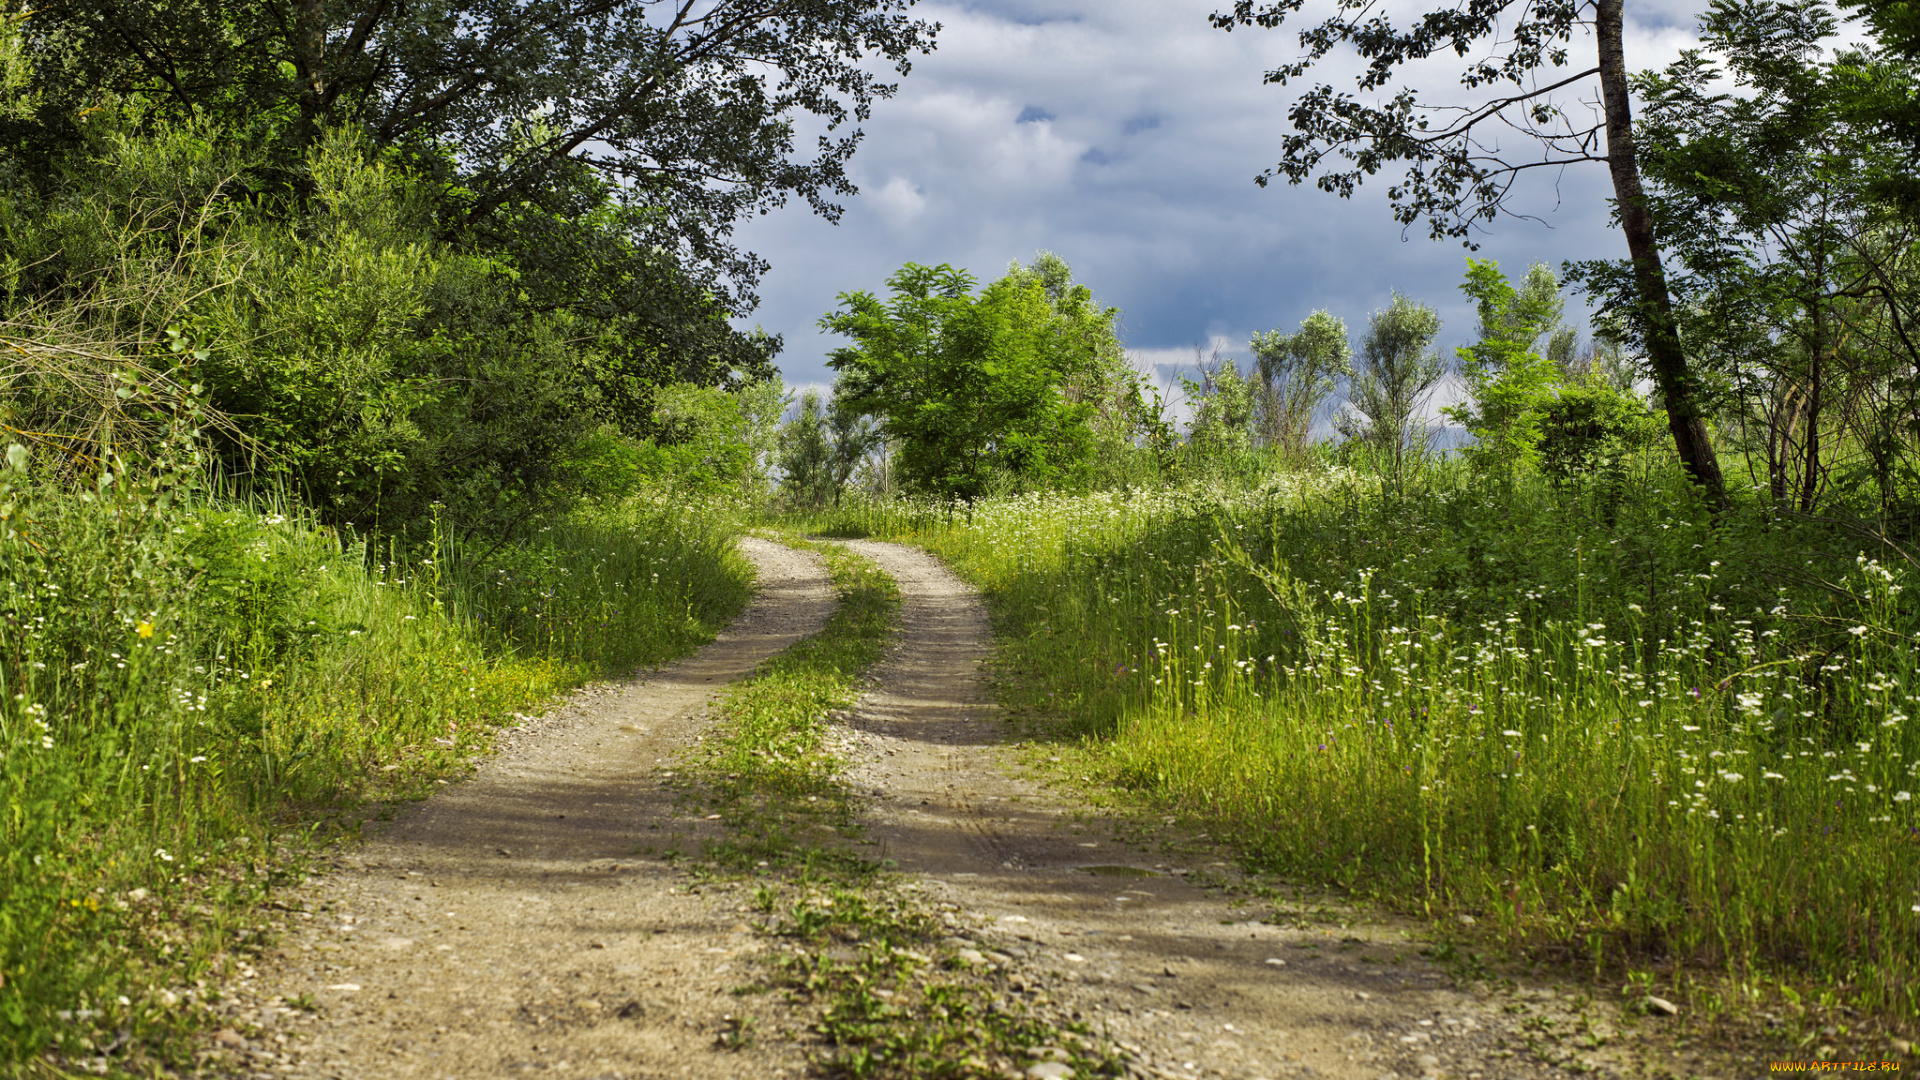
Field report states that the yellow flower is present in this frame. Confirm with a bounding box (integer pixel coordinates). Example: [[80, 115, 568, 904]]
[[135, 621, 154, 638]]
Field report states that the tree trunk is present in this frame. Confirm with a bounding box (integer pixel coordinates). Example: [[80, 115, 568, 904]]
[[1596, 0, 1730, 507]]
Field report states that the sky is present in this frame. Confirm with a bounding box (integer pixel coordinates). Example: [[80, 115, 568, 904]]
[[730, 0, 1711, 414]]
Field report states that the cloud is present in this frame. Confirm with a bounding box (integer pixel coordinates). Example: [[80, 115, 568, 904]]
[[734, 0, 1709, 396], [870, 177, 928, 231]]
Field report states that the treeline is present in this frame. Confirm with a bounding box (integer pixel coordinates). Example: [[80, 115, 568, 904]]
[[785, 0, 1920, 524]]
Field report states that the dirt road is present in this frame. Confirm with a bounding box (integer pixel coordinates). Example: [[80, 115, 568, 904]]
[[832, 542, 1639, 1080], [217, 538, 832, 1079], [215, 538, 1687, 1080]]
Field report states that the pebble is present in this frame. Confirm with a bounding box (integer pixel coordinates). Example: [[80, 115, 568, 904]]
[[1026, 1063, 1073, 1079], [1644, 995, 1679, 1017]]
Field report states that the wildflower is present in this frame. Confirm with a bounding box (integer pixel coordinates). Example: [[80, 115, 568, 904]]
[[189, 755, 207, 764], [1501, 730, 1522, 738], [1898, 792, 1913, 802], [135, 620, 154, 638], [154, 849, 173, 863], [1763, 772, 1785, 780], [1719, 771, 1743, 783], [1850, 625, 1870, 636]]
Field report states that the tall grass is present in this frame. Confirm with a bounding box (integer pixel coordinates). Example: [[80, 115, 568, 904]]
[[0, 463, 750, 1067], [838, 465, 1920, 1018]]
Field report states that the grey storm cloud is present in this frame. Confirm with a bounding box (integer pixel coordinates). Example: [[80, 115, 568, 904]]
[[729, 0, 1711, 400]]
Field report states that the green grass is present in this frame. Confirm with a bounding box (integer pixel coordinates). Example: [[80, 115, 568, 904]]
[[0, 471, 751, 1072], [807, 464, 1920, 1026], [685, 541, 1123, 1080]]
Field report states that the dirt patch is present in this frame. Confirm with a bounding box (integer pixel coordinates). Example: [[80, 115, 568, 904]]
[[832, 541, 1683, 1080], [212, 537, 833, 1080]]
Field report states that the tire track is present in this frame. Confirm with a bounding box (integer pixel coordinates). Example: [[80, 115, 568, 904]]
[[214, 537, 833, 1080], [834, 541, 1634, 1080]]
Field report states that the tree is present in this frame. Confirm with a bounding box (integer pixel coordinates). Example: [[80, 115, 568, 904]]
[[1001, 254, 1161, 434], [1576, 0, 1920, 515], [1247, 310, 1351, 457], [1181, 353, 1257, 467], [1445, 260, 1567, 472], [778, 383, 880, 507], [778, 389, 835, 509], [1211, 0, 1730, 503], [821, 262, 1099, 500], [1337, 293, 1447, 483], [18, 0, 938, 314]]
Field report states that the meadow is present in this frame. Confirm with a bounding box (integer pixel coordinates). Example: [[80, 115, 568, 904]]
[[0, 463, 751, 1064], [797, 461, 1920, 1020]]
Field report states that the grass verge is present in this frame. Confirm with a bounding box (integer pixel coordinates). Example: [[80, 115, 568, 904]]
[[684, 540, 1124, 1080], [782, 473, 1919, 1054], [1, 478, 751, 1074]]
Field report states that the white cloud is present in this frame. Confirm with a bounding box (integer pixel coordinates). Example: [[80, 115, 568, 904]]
[[870, 176, 929, 231]]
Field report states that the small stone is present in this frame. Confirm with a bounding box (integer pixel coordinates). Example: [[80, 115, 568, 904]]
[[1355, 991, 1371, 1001], [1643, 996, 1679, 1017], [213, 1029, 246, 1048], [1890, 1038, 1913, 1056], [1026, 1063, 1073, 1079], [1264, 958, 1287, 967], [958, 949, 989, 966], [326, 984, 361, 993], [1415, 1053, 1441, 1070]]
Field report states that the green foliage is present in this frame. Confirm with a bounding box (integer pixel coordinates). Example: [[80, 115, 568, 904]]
[[1572, 0, 1920, 518], [0, 449, 751, 1066], [1247, 310, 1352, 456], [1444, 260, 1568, 473], [823, 263, 1101, 500], [1179, 358, 1257, 474], [1537, 376, 1666, 493], [780, 388, 879, 510], [1337, 293, 1446, 483], [15, 0, 938, 313], [0, 106, 784, 538], [893, 466, 1920, 1020]]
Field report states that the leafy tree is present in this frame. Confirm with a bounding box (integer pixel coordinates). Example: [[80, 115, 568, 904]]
[[999, 252, 1166, 474], [822, 262, 1108, 500], [1211, 0, 1730, 503], [1247, 310, 1351, 457], [1181, 355, 1257, 466], [778, 384, 879, 508], [1576, 0, 1920, 515], [1444, 260, 1567, 472], [18, 0, 937, 313], [778, 389, 835, 509], [1537, 376, 1664, 495], [1337, 293, 1446, 483]]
